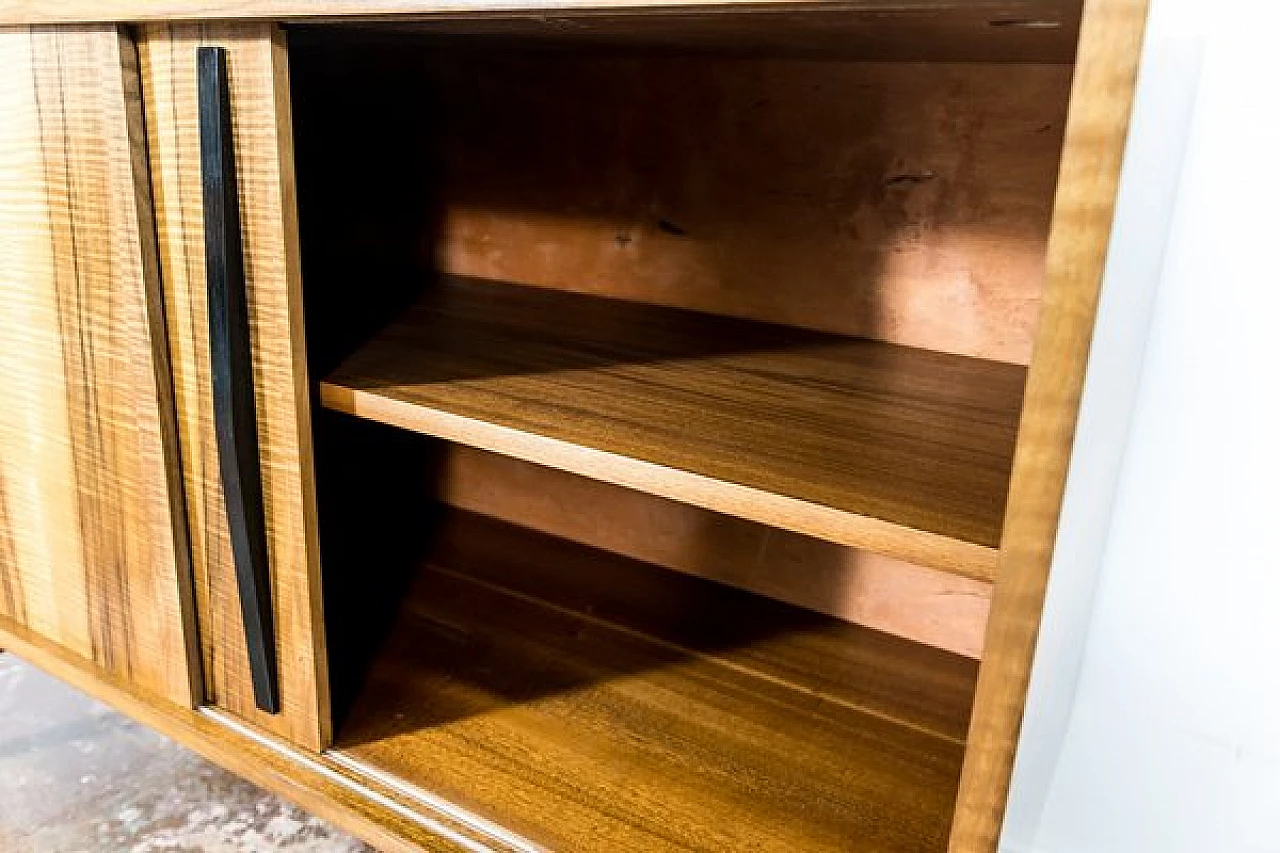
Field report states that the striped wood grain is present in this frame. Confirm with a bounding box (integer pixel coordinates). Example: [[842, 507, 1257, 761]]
[[0, 25, 198, 706], [948, 0, 1151, 849], [138, 22, 329, 749]]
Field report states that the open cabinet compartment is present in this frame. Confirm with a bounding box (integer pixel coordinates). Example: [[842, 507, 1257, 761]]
[[315, 415, 981, 851], [285, 10, 1079, 851]]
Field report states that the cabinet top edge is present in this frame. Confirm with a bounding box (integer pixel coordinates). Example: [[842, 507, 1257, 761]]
[[0, 0, 1076, 28]]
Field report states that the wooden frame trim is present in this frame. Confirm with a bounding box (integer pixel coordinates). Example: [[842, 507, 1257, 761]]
[[0, 1, 1080, 27], [948, 0, 1150, 850], [120, 20, 207, 711]]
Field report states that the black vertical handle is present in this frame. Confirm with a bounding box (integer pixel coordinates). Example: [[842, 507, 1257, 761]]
[[199, 46, 280, 715]]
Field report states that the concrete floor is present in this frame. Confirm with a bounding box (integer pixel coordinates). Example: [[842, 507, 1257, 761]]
[[0, 653, 374, 853]]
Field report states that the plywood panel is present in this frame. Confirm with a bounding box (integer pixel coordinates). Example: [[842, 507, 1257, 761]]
[[0, 25, 197, 705], [138, 22, 328, 748]]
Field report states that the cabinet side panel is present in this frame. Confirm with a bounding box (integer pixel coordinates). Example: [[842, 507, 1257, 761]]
[[948, 0, 1150, 850], [138, 22, 328, 749], [0, 25, 198, 706]]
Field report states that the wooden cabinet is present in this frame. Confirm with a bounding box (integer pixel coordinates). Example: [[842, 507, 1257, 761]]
[[0, 25, 198, 707], [0, 3, 1151, 852]]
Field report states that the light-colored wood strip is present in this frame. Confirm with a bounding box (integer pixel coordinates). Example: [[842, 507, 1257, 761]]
[[0, 26, 91, 662], [118, 24, 206, 706], [0, 477, 22, 623], [139, 22, 329, 749], [322, 277, 1025, 580], [0, 25, 197, 706], [948, 0, 1150, 850]]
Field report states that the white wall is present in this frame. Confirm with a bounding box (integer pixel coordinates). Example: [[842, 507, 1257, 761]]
[[1003, 1, 1280, 851]]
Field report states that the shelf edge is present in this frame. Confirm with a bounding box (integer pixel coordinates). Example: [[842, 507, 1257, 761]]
[[319, 381, 1000, 582], [0, 0, 1074, 27]]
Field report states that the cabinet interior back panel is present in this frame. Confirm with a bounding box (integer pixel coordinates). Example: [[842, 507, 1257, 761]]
[[289, 43, 1074, 364]]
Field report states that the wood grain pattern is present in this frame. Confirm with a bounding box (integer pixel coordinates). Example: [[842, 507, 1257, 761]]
[[322, 276, 1025, 580], [439, 445, 993, 657], [288, 42, 1072, 365], [0, 616, 499, 853], [138, 22, 329, 748], [335, 509, 977, 852], [0, 25, 197, 706], [948, 0, 1150, 849], [0, 1, 1080, 65]]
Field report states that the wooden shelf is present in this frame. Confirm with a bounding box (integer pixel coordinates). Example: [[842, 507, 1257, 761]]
[[320, 277, 1026, 580], [333, 510, 977, 853]]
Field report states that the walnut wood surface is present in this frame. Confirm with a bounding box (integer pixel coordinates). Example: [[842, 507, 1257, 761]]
[[949, 0, 1151, 850], [335, 510, 977, 852], [138, 23, 329, 749], [0, 2, 1081, 65], [0, 25, 197, 706], [438, 445, 993, 657], [322, 277, 1025, 580]]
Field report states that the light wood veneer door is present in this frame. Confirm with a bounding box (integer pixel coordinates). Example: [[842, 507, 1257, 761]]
[[0, 25, 199, 706], [138, 23, 329, 750]]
